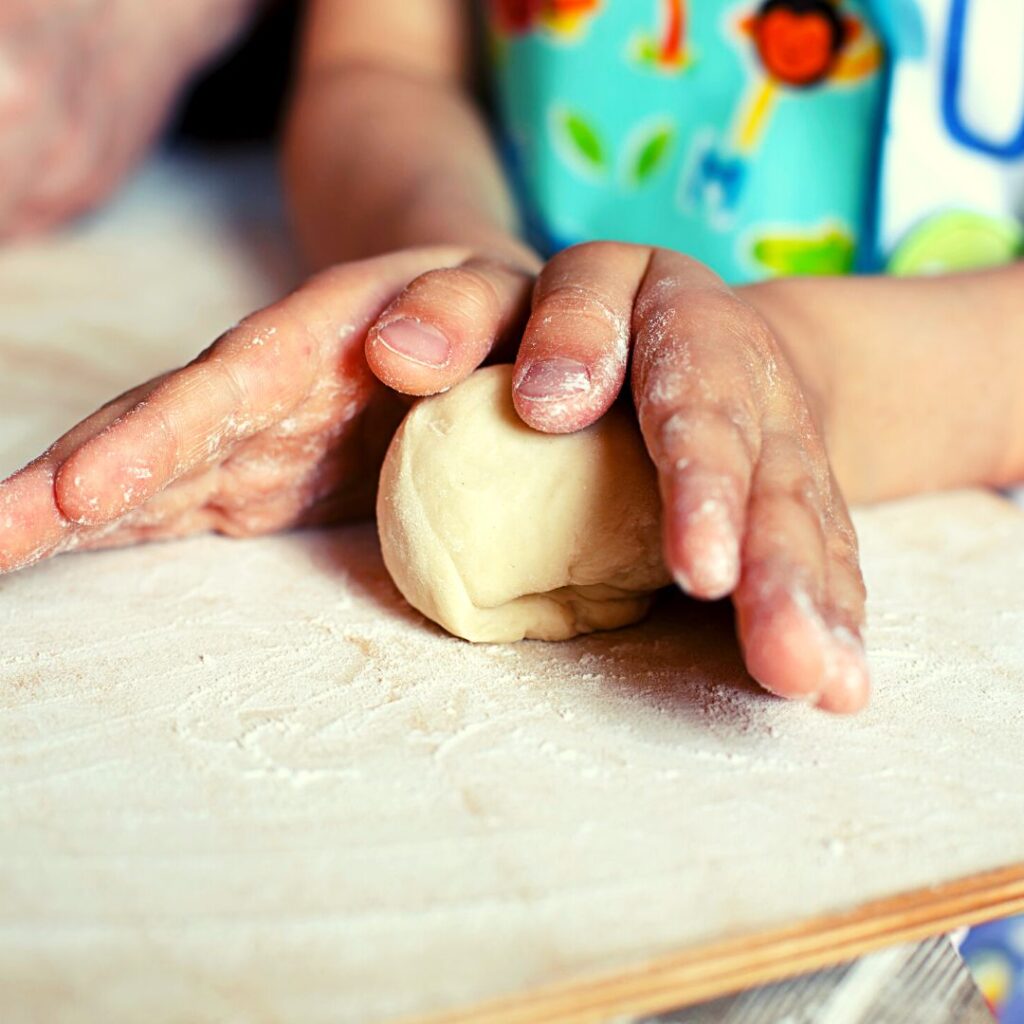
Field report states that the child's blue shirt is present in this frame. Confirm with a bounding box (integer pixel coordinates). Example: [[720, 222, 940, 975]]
[[487, 0, 1024, 283]]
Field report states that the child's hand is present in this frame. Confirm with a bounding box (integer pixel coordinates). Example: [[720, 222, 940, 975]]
[[370, 242, 868, 713], [0, 246, 534, 568]]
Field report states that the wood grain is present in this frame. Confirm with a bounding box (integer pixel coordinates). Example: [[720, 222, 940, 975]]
[[412, 864, 1024, 1024]]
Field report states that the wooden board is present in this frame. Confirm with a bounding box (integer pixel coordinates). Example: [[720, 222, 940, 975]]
[[1, 153, 1023, 1024], [407, 866, 1024, 1023]]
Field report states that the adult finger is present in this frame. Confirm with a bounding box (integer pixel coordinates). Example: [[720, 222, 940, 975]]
[[366, 253, 538, 396], [52, 247, 470, 526], [513, 242, 650, 433]]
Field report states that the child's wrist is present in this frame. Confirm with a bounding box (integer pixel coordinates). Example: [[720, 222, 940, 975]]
[[738, 279, 840, 443], [743, 265, 1024, 500], [378, 201, 541, 272], [297, 189, 539, 271]]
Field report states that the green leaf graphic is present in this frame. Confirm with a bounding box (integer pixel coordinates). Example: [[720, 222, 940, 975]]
[[560, 111, 606, 169], [632, 126, 675, 182], [753, 230, 855, 276]]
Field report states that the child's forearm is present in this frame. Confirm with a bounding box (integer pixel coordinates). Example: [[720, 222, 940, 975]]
[[744, 263, 1024, 504], [283, 59, 535, 270]]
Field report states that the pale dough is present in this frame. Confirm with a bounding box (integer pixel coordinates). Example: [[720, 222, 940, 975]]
[[376, 364, 670, 642]]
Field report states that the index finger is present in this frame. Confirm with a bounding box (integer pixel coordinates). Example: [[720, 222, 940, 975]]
[[52, 247, 470, 526], [0, 377, 163, 572]]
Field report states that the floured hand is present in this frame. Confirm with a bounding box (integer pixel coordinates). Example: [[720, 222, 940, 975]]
[[0, 247, 534, 568], [367, 241, 869, 713]]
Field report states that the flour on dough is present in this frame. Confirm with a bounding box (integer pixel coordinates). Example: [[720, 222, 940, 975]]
[[376, 365, 669, 642]]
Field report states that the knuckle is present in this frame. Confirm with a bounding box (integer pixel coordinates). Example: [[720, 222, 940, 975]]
[[826, 525, 865, 582], [834, 517, 861, 558], [647, 407, 692, 458], [643, 397, 760, 468], [211, 358, 250, 411], [750, 450, 826, 530], [146, 402, 182, 468], [209, 503, 281, 538], [394, 266, 505, 330], [635, 253, 720, 319], [555, 240, 638, 265], [538, 280, 610, 314], [534, 283, 625, 339], [774, 475, 824, 522], [719, 299, 777, 365], [828, 569, 868, 621]]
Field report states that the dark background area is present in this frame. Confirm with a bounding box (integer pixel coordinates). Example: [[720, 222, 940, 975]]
[[174, 1, 300, 143]]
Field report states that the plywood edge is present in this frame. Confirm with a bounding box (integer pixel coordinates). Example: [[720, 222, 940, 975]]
[[400, 863, 1024, 1024]]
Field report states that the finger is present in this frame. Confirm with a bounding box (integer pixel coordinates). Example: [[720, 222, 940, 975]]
[[62, 468, 222, 554], [733, 427, 869, 713], [513, 242, 650, 433], [53, 247, 470, 526], [52, 445, 311, 555], [815, 482, 869, 714], [53, 315, 314, 526], [0, 378, 163, 572], [631, 250, 764, 598], [366, 254, 537, 397]]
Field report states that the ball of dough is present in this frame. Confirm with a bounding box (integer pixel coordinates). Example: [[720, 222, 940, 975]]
[[376, 365, 669, 642]]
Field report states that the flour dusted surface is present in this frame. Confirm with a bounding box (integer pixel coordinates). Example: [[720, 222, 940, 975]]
[[3, 494, 1024, 1023], [2, 152, 1023, 1024]]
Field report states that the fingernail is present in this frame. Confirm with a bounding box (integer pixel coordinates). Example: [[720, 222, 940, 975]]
[[669, 485, 740, 599], [376, 319, 451, 368], [687, 499, 740, 598], [692, 541, 740, 599], [673, 567, 695, 592], [819, 627, 870, 712], [515, 358, 591, 402], [673, 545, 738, 600]]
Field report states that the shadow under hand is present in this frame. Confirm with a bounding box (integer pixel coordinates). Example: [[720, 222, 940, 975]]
[[522, 588, 767, 732], [306, 521, 764, 728]]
